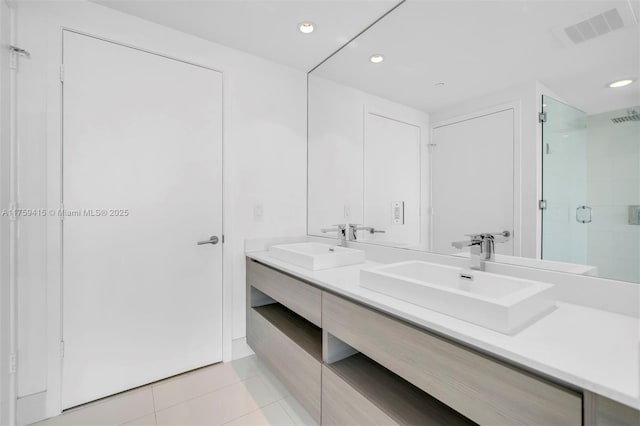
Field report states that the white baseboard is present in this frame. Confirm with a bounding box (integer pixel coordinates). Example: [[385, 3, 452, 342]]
[[17, 391, 47, 426], [231, 337, 254, 361]]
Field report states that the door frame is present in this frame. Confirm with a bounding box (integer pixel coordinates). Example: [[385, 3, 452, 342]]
[[44, 27, 230, 417], [430, 101, 522, 255]]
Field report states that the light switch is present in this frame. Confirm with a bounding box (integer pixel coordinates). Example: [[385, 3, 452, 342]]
[[253, 203, 263, 221], [344, 205, 351, 219], [391, 201, 404, 224]]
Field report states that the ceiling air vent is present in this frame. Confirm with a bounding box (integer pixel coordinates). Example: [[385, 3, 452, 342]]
[[564, 9, 624, 43], [611, 110, 640, 124], [553, 5, 637, 47]]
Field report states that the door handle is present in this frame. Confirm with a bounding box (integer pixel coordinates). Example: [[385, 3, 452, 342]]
[[197, 236, 219, 245]]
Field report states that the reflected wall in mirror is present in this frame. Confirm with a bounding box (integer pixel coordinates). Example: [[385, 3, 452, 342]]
[[308, 0, 640, 283]]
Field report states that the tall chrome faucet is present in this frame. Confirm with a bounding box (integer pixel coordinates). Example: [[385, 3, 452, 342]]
[[320, 223, 386, 245], [348, 224, 385, 241], [320, 224, 348, 246], [451, 231, 511, 271]]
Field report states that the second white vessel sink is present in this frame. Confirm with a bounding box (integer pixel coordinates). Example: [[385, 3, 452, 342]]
[[360, 261, 554, 334], [269, 242, 365, 271], [452, 252, 599, 276]]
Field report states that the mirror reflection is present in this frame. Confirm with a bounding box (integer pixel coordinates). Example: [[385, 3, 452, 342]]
[[307, 0, 640, 283]]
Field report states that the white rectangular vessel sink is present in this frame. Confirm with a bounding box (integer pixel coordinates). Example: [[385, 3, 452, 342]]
[[360, 261, 554, 334], [269, 243, 365, 271], [452, 252, 598, 275]]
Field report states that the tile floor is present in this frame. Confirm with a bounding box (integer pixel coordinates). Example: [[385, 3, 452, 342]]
[[34, 356, 316, 426]]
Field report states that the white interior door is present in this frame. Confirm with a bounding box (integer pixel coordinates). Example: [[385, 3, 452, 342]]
[[432, 109, 514, 255], [363, 113, 421, 247], [62, 31, 223, 408]]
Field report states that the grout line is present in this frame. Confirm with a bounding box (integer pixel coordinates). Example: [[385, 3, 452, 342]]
[[151, 368, 267, 413], [150, 387, 158, 426], [219, 401, 276, 426], [276, 400, 298, 426], [276, 399, 296, 426], [117, 412, 157, 426]]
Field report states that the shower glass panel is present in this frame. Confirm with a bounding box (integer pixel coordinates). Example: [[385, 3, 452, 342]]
[[584, 106, 640, 282], [541, 96, 588, 265], [543, 98, 640, 283]]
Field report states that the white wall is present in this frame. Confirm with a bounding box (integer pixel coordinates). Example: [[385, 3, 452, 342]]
[[0, 1, 15, 424], [15, 0, 306, 418], [307, 75, 429, 245]]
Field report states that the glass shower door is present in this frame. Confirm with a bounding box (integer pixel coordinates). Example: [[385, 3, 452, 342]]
[[541, 95, 588, 264]]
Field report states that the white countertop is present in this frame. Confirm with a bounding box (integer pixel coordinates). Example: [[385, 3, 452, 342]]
[[247, 250, 640, 410]]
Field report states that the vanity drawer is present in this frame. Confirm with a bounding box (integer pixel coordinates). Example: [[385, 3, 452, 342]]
[[247, 307, 321, 423], [246, 259, 321, 327], [322, 365, 396, 426], [322, 292, 582, 426]]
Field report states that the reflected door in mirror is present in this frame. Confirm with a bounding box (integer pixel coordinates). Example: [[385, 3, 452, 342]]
[[363, 113, 421, 247], [432, 109, 515, 255]]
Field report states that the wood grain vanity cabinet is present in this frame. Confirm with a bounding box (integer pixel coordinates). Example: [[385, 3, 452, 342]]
[[246, 258, 637, 426], [323, 292, 582, 426], [322, 354, 476, 425], [246, 260, 322, 423], [246, 306, 321, 422], [247, 258, 322, 327], [585, 392, 640, 426]]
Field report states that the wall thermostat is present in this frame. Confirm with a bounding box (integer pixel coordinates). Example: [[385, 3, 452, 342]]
[[391, 201, 404, 225]]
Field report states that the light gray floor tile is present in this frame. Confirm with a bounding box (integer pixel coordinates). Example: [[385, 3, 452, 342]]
[[30, 356, 301, 426], [255, 366, 290, 401], [277, 396, 317, 426], [152, 360, 262, 411], [155, 375, 282, 426], [223, 402, 295, 426], [34, 387, 154, 426], [120, 413, 157, 426], [228, 355, 269, 379]]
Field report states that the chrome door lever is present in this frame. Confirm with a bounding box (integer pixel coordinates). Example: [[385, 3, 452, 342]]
[[197, 236, 219, 245]]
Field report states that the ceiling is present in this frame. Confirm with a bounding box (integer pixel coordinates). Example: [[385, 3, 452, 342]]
[[312, 0, 640, 115], [93, 0, 401, 71]]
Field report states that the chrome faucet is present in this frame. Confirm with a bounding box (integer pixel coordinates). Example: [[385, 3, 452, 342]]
[[348, 224, 385, 241], [320, 224, 348, 246], [451, 231, 510, 271]]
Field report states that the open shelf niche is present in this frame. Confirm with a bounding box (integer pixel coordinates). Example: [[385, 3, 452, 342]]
[[324, 332, 477, 426], [250, 285, 322, 362]]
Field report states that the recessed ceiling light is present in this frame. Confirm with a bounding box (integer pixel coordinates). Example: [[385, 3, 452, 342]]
[[608, 79, 634, 88], [370, 54, 384, 64], [434, 82, 445, 87], [298, 22, 314, 34]]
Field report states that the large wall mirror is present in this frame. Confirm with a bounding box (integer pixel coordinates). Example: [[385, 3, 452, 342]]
[[307, 0, 640, 283]]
